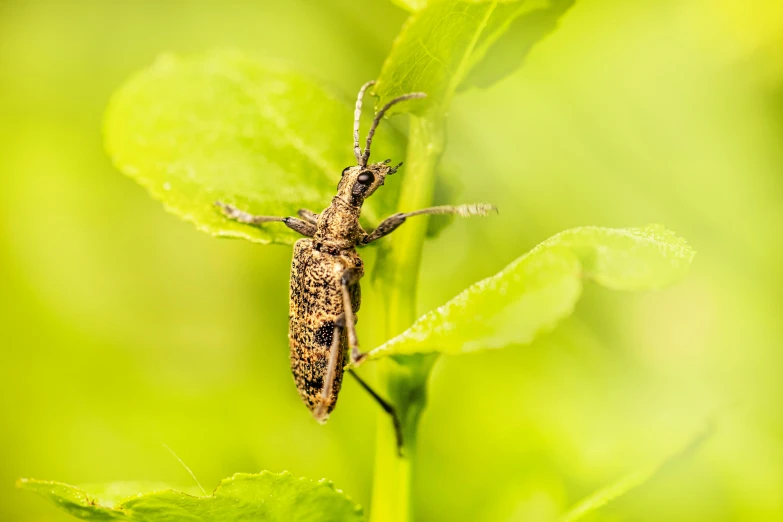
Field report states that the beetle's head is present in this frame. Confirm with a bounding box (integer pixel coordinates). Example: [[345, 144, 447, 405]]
[[339, 81, 426, 208], [337, 160, 402, 207]]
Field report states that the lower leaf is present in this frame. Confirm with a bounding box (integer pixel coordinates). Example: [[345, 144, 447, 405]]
[[18, 471, 364, 522]]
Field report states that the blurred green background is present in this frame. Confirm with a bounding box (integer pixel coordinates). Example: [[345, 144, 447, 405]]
[[1, 0, 782, 520]]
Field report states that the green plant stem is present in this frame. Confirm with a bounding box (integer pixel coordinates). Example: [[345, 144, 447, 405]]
[[369, 115, 444, 522]]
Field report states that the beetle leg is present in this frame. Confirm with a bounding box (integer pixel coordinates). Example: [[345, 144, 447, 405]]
[[297, 208, 319, 224], [314, 323, 344, 420], [215, 202, 316, 237], [348, 370, 404, 455], [361, 203, 496, 244], [339, 268, 366, 364]]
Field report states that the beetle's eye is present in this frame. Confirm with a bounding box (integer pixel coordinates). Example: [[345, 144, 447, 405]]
[[357, 171, 375, 185], [342, 166, 351, 177]]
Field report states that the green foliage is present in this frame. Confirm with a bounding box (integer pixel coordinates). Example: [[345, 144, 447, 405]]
[[18, 472, 363, 522], [459, 0, 575, 90], [104, 50, 404, 245], [102, 0, 575, 246], [374, 0, 571, 117], [561, 468, 659, 522], [560, 425, 711, 521], [362, 226, 694, 360], [389, 0, 424, 12]]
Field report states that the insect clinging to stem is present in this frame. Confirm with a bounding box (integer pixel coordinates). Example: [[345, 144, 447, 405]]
[[216, 80, 495, 450]]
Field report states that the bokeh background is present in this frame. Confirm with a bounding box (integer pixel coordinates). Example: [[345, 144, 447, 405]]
[[1, 0, 782, 520]]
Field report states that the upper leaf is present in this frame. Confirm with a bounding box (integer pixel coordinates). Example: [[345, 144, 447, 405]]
[[105, 50, 404, 245], [359, 226, 695, 361], [374, 0, 572, 116], [18, 472, 364, 522], [459, 0, 575, 90]]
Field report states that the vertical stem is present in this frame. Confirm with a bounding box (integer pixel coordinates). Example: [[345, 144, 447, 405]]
[[379, 116, 443, 334], [369, 115, 443, 522]]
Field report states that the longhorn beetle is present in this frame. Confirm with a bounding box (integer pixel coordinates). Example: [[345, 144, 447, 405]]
[[216, 81, 494, 450]]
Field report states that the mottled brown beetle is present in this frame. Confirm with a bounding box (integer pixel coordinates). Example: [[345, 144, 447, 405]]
[[216, 81, 493, 448]]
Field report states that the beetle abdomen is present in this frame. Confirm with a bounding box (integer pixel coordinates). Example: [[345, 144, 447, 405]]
[[288, 239, 362, 421]]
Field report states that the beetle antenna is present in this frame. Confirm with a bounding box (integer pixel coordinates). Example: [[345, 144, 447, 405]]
[[353, 80, 376, 165], [361, 92, 426, 167]]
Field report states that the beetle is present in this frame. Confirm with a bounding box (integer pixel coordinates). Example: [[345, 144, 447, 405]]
[[216, 81, 493, 448]]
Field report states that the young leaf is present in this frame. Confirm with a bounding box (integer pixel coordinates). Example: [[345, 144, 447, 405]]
[[18, 471, 364, 522], [559, 424, 712, 521], [359, 226, 694, 361], [105, 50, 403, 245], [459, 0, 575, 90], [374, 0, 573, 117]]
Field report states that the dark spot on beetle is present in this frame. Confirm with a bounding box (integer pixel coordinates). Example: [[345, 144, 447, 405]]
[[314, 321, 336, 347], [307, 374, 324, 393]]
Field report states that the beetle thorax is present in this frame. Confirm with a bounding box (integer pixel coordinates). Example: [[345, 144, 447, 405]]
[[313, 198, 364, 252]]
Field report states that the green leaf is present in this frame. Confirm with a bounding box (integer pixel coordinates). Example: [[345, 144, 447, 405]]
[[559, 424, 712, 521], [459, 0, 575, 90], [360, 226, 695, 361], [374, 0, 573, 117], [105, 50, 404, 245], [18, 471, 364, 522], [388, 0, 549, 14], [388, 0, 425, 12]]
